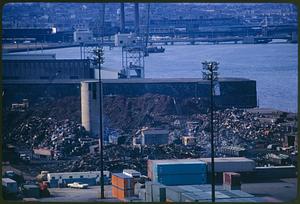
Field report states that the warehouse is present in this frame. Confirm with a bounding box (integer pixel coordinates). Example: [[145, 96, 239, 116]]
[[47, 171, 110, 188], [141, 128, 169, 146], [3, 59, 92, 80]]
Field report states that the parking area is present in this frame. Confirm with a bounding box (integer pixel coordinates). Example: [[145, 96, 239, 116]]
[[38, 186, 119, 202], [241, 178, 297, 202]]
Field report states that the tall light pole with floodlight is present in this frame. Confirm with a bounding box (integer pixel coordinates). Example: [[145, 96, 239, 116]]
[[202, 61, 219, 203]]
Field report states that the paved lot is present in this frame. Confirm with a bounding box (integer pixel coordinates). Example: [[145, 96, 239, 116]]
[[38, 186, 119, 202], [34, 178, 297, 202], [242, 178, 297, 202]]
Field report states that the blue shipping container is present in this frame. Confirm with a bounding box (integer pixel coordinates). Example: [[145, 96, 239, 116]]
[[156, 163, 207, 175], [156, 174, 207, 186]]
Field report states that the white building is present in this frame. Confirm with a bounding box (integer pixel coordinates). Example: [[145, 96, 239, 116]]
[[114, 33, 138, 47], [73, 29, 93, 43]]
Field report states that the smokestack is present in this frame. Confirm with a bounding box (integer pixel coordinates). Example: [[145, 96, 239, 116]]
[[134, 3, 139, 36], [120, 3, 125, 33], [100, 4, 105, 42]]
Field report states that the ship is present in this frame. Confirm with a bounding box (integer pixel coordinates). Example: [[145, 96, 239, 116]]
[[146, 46, 165, 53]]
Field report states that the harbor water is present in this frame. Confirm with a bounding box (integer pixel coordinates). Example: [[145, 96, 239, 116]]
[[19, 43, 298, 113]]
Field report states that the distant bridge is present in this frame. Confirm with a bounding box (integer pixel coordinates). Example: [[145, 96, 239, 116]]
[[3, 34, 295, 53], [148, 35, 293, 45]]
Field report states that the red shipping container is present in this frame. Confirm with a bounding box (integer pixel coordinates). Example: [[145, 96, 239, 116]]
[[223, 172, 241, 186]]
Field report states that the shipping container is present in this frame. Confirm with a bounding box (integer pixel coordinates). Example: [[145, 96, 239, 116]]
[[223, 172, 241, 186], [2, 178, 18, 193], [112, 185, 134, 200], [112, 173, 134, 190], [200, 157, 255, 172], [157, 173, 207, 186], [156, 162, 207, 175]]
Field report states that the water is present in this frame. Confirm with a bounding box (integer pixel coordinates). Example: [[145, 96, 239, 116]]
[[19, 43, 298, 113]]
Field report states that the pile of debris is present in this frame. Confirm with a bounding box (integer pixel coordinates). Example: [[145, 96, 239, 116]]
[[104, 94, 209, 131]]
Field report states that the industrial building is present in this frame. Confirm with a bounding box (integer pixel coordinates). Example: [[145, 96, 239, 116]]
[[133, 128, 169, 146], [3, 59, 93, 80], [141, 128, 169, 146], [2, 53, 56, 60], [33, 148, 54, 160], [73, 29, 93, 43], [47, 171, 110, 188], [80, 78, 257, 136]]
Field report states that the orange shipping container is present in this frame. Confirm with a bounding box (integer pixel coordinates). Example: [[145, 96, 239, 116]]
[[112, 185, 134, 200], [112, 173, 134, 190]]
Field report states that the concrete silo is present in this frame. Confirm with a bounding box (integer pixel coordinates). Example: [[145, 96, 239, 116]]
[[81, 81, 100, 137]]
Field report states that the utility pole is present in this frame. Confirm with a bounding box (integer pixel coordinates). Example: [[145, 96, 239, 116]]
[[92, 47, 105, 199], [202, 61, 219, 203]]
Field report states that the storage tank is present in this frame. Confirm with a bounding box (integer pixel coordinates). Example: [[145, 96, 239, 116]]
[[81, 81, 100, 137]]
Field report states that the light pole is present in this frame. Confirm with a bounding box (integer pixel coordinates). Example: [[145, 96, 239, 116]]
[[92, 47, 105, 199], [202, 61, 219, 203]]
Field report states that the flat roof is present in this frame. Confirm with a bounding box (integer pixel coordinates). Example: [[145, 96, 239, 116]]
[[3, 77, 254, 85], [112, 173, 132, 179], [48, 171, 110, 176], [200, 157, 254, 163], [150, 157, 254, 163], [97, 77, 254, 83], [2, 178, 17, 183]]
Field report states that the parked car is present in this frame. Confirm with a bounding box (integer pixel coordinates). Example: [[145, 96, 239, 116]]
[[67, 182, 88, 189]]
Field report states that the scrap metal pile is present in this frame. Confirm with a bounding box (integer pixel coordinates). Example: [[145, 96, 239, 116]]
[[3, 94, 297, 177]]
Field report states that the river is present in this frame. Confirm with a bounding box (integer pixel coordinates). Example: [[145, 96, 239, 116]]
[[18, 43, 298, 113]]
